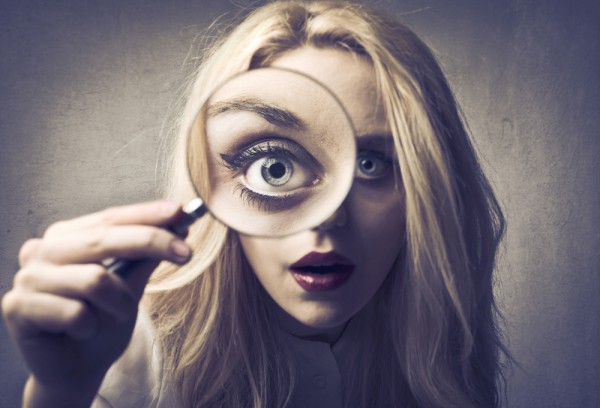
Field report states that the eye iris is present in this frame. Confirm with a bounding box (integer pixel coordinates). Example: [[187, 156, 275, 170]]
[[261, 157, 293, 186], [359, 158, 377, 174]]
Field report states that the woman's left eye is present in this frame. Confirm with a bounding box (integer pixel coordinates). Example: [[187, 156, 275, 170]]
[[245, 155, 313, 193], [356, 151, 392, 180]]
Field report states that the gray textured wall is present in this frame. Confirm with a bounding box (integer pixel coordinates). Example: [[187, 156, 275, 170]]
[[1, 1, 598, 407]]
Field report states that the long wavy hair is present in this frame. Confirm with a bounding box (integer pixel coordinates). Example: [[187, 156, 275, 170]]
[[145, 1, 507, 407]]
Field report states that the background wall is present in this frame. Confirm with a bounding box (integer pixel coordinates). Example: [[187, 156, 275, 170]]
[[1, 0, 598, 406]]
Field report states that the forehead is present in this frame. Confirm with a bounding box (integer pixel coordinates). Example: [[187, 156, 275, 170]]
[[269, 47, 389, 137]]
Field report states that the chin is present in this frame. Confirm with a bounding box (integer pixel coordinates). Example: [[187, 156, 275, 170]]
[[291, 303, 353, 330]]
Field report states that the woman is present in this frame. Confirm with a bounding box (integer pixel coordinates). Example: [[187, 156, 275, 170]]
[[2, 1, 507, 407]]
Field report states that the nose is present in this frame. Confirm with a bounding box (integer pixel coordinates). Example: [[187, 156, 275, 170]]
[[313, 203, 348, 232]]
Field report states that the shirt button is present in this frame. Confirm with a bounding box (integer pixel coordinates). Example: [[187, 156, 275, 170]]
[[313, 375, 327, 389]]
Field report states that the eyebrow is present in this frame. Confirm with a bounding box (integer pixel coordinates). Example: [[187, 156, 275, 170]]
[[206, 97, 306, 130], [356, 134, 396, 151]]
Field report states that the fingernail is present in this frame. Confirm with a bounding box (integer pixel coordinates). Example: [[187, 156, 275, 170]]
[[170, 239, 191, 262], [160, 201, 179, 216]]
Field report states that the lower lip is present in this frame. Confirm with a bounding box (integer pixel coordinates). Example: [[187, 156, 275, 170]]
[[289, 266, 354, 292]]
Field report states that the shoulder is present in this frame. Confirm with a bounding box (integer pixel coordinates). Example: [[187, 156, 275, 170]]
[[94, 309, 177, 408]]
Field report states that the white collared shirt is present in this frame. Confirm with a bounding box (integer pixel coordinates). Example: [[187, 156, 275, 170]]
[[94, 311, 347, 408]]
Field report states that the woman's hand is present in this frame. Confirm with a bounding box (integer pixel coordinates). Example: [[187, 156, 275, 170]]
[[1, 201, 192, 408]]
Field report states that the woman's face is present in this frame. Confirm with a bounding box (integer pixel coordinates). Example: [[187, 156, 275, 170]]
[[239, 47, 405, 342]]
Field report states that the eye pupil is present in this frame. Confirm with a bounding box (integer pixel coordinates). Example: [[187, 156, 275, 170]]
[[268, 162, 286, 179]]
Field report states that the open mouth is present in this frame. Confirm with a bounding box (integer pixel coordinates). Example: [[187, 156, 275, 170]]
[[291, 263, 352, 275], [289, 251, 355, 292]]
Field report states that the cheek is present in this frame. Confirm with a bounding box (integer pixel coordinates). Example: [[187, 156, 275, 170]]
[[349, 185, 405, 270], [238, 235, 299, 299], [350, 184, 405, 235]]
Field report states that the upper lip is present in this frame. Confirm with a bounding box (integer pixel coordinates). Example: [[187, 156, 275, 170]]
[[289, 251, 354, 269]]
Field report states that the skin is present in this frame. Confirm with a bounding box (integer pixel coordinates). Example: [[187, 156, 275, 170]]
[[240, 47, 405, 343]]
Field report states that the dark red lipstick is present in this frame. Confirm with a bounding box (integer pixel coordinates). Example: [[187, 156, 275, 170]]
[[289, 251, 354, 292]]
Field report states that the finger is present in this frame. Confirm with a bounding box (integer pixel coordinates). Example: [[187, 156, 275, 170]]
[[44, 200, 184, 237], [13, 264, 137, 321], [2, 291, 98, 340], [37, 225, 192, 266], [19, 239, 43, 267]]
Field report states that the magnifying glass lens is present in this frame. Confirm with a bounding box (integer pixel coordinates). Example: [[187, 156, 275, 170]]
[[187, 68, 356, 237]]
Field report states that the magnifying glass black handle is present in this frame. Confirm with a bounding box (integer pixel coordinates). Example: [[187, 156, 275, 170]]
[[106, 198, 207, 279]]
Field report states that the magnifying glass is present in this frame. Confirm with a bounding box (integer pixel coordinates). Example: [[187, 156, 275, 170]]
[[110, 67, 356, 277]]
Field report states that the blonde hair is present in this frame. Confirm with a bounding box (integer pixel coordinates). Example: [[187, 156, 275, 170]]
[[146, 1, 507, 407]]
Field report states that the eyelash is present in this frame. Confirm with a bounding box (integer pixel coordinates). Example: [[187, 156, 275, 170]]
[[233, 185, 296, 211], [220, 140, 300, 173]]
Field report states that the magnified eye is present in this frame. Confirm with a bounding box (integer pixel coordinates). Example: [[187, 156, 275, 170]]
[[246, 155, 313, 192], [220, 138, 322, 210], [356, 151, 392, 180]]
